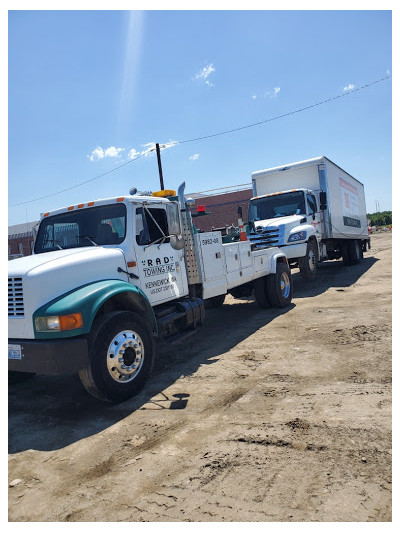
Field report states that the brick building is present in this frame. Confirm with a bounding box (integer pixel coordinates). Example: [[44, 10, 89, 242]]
[[8, 221, 38, 258], [187, 184, 253, 233]]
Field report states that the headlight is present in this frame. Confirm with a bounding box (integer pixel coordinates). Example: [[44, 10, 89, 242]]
[[288, 231, 307, 242], [35, 313, 83, 332]]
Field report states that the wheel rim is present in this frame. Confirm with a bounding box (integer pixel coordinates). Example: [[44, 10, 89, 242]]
[[106, 330, 144, 383], [308, 248, 316, 271], [280, 271, 291, 298]]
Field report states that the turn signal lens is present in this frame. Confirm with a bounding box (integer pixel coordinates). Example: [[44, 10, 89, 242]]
[[59, 313, 83, 331]]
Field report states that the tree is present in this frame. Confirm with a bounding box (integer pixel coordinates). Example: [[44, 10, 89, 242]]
[[367, 211, 392, 227]]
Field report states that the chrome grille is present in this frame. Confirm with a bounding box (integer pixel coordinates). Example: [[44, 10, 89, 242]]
[[8, 277, 24, 317], [249, 228, 281, 249]]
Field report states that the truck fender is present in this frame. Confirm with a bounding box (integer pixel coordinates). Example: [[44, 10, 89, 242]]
[[269, 252, 288, 274], [33, 279, 157, 339]]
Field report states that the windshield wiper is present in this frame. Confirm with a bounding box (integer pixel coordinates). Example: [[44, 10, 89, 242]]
[[78, 235, 98, 246], [45, 239, 63, 250]]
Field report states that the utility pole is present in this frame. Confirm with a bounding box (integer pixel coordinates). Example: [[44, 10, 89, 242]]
[[155, 143, 165, 191]]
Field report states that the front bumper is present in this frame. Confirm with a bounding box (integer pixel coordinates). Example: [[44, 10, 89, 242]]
[[8, 337, 89, 375], [280, 242, 308, 259]]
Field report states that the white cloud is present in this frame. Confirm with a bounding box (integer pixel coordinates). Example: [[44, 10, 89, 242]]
[[252, 86, 281, 100], [189, 154, 199, 161], [343, 83, 355, 92], [128, 148, 140, 160], [196, 64, 215, 80], [161, 140, 178, 150], [195, 64, 215, 86], [138, 140, 178, 157], [89, 141, 178, 162], [88, 146, 104, 162], [264, 87, 281, 98], [140, 141, 156, 157], [104, 146, 124, 158], [88, 146, 124, 161]]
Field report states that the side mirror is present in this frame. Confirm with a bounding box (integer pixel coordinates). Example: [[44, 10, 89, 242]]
[[319, 191, 327, 211], [170, 234, 185, 250]]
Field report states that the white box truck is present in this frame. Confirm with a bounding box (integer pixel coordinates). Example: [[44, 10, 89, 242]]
[[249, 156, 371, 280], [8, 183, 292, 403]]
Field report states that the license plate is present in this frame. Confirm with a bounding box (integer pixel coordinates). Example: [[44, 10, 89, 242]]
[[8, 344, 22, 360]]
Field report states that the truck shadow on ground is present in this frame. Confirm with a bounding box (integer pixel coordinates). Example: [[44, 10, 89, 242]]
[[8, 301, 294, 454], [292, 256, 379, 298]]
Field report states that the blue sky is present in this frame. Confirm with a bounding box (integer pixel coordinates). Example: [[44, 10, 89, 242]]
[[8, 10, 392, 225]]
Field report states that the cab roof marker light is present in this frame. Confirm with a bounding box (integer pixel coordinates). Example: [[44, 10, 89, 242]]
[[152, 189, 177, 198], [117, 197, 124, 202], [88, 201, 94, 206], [68, 206, 74, 211], [78, 204, 84, 208], [44, 212, 49, 217]]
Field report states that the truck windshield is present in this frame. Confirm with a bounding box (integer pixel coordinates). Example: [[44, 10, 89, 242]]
[[34, 203, 127, 254], [248, 191, 306, 222]]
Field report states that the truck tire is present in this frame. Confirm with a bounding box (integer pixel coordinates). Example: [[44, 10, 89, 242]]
[[253, 276, 270, 308], [348, 239, 362, 265], [79, 311, 155, 403], [266, 262, 293, 308], [298, 240, 318, 280], [342, 241, 350, 265], [8, 371, 36, 384], [204, 294, 226, 309]]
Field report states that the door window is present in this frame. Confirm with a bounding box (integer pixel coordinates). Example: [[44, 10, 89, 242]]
[[306, 194, 317, 215], [136, 207, 169, 246]]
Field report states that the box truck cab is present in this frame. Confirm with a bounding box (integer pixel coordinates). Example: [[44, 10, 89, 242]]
[[249, 156, 371, 280]]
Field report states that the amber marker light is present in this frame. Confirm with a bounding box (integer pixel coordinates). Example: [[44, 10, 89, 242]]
[[78, 204, 84, 208], [68, 206, 74, 211], [88, 202, 95, 207], [59, 313, 84, 331], [116, 197, 124, 202]]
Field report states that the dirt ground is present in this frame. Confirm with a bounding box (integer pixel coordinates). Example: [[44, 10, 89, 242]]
[[8, 233, 392, 522]]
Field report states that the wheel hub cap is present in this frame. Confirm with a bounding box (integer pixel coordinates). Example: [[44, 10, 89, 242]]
[[107, 330, 144, 383], [280, 272, 291, 298]]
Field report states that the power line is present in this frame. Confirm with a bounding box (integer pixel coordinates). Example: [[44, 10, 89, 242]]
[[176, 75, 391, 144], [8, 74, 391, 209], [9, 152, 146, 208]]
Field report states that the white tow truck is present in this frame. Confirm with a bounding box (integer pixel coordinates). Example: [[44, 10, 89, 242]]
[[8, 183, 292, 402], [248, 156, 371, 280]]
